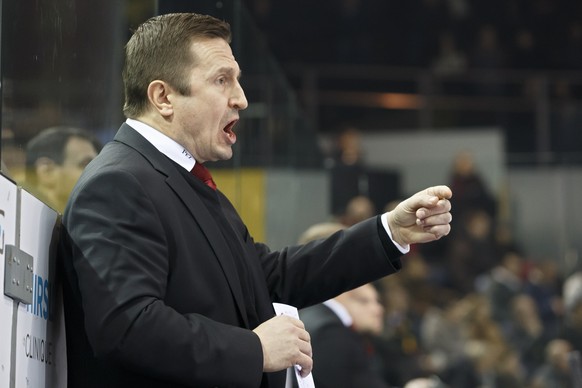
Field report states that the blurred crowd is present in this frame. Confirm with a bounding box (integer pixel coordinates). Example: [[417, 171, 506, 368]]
[[243, 0, 582, 162], [312, 146, 582, 387], [363, 226, 582, 387], [245, 0, 582, 71]]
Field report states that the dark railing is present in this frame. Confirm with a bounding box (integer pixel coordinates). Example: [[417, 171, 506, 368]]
[[283, 64, 582, 166]]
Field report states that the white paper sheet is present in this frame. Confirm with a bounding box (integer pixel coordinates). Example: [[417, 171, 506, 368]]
[[272, 303, 316, 388]]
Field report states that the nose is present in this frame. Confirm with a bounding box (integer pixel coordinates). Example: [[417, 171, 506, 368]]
[[230, 81, 248, 110]]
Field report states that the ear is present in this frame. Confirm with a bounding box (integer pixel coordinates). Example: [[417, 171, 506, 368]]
[[147, 80, 174, 117]]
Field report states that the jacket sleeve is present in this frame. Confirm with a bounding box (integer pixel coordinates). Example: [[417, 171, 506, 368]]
[[254, 216, 404, 309]]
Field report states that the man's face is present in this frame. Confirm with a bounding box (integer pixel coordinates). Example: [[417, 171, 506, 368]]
[[57, 136, 98, 202], [168, 38, 248, 163], [340, 284, 384, 335]]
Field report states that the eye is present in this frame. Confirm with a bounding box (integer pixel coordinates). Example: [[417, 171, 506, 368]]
[[216, 76, 227, 86]]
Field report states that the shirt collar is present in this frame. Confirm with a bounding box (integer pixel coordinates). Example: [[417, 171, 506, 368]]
[[126, 118, 196, 171], [323, 299, 353, 327]]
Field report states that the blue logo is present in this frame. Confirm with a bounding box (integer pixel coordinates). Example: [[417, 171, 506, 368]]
[[26, 273, 51, 321]]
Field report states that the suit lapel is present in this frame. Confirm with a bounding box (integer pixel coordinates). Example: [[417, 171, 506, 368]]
[[114, 124, 251, 328]]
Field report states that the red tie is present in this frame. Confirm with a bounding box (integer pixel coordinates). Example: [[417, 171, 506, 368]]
[[191, 162, 217, 190]]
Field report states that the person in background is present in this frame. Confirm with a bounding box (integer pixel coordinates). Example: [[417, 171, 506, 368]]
[[298, 284, 389, 388], [328, 125, 368, 218], [523, 258, 564, 339], [24, 126, 100, 213], [58, 13, 453, 388], [560, 271, 582, 350], [506, 293, 549, 381], [478, 249, 524, 334], [446, 209, 499, 295], [404, 376, 449, 388], [448, 150, 496, 223], [341, 195, 376, 226], [295, 221, 389, 388], [530, 339, 574, 388]]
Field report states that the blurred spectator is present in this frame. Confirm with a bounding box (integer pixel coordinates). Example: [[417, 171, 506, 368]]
[[334, 125, 364, 167], [439, 294, 511, 387], [431, 31, 467, 76], [422, 150, 497, 282], [297, 221, 346, 244], [298, 284, 389, 388], [448, 151, 496, 223], [470, 24, 506, 70], [438, 347, 484, 387], [420, 298, 469, 378], [551, 80, 582, 159], [560, 271, 582, 351], [446, 209, 499, 294], [469, 24, 507, 96], [404, 375, 450, 388], [445, 151, 499, 294], [507, 293, 550, 381], [510, 27, 543, 69], [245, 0, 582, 77], [329, 126, 367, 217], [490, 346, 526, 387], [493, 220, 522, 258], [374, 277, 430, 386], [24, 126, 101, 213], [459, 294, 505, 354], [530, 339, 574, 388], [295, 221, 389, 388], [563, 271, 582, 316], [477, 250, 524, 333], [523, 259, 564, 339], [340, 195, 376, 226]]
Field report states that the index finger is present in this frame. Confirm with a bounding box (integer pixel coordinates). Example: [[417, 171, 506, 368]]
[[425, 185, 452, 200]]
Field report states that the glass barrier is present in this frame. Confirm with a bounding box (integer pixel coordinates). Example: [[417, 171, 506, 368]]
[[1, 0, 153, 212], [0, 0, 321, 217]]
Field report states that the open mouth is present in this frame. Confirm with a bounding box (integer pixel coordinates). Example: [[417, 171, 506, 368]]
[[223, 120, 237, 145]]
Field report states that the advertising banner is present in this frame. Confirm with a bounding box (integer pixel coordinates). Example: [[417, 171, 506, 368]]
[[1, 175, 67, 388], [0, 175, 18, 388], [15, 189, 66, 388]]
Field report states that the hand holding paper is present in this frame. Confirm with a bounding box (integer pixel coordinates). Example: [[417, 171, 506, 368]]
[[253, 304, 314, 386], [272, 303, 316, 388]]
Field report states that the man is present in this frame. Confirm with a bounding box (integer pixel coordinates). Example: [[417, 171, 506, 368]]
[[530, 339, 574, 388], [341, 195, 376, 226], [294, 221, 388, 387], [59, 13, 452, 388], [298, 283, 388, 388], [25, 126, 100, 213]]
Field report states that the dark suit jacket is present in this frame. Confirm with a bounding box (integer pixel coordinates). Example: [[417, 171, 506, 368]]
[[297, 304, 390, 388], [59, 123, 402, 388]]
